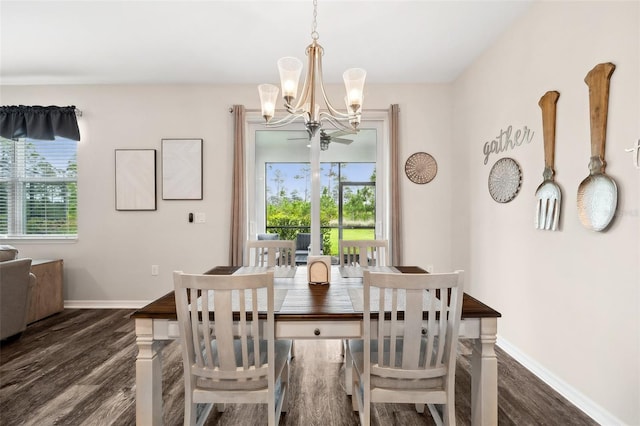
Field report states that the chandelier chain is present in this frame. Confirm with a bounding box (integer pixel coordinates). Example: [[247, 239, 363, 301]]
[[311, 0, 319, 40]]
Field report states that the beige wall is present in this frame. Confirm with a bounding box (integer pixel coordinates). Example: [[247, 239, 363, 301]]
[[452, 1, 639, 424], [2, 1, 638, 423], [1, 83, 455, 303]]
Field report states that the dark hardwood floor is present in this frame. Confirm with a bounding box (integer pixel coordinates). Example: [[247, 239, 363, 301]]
[[0, 309, 597, 425]]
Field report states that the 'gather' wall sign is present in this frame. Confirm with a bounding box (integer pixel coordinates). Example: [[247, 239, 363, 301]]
[[483, 125, 534, 165]]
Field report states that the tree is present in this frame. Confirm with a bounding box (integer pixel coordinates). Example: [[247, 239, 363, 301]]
[[268, 165, 287, 202], [324, 163, 339, 202], [293, 164, 310, 201]]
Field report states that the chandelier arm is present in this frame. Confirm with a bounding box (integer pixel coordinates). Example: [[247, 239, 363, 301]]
[[318, 113, 353, 132], [283, 104, 309, 117], [316, 51, 352, 119], [264, 112, 309, 128], [322, 117, 353, 132], [318, 111, 351, 124]]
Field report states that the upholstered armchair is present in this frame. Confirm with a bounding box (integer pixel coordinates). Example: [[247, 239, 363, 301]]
[[1, 258, 36, 340]]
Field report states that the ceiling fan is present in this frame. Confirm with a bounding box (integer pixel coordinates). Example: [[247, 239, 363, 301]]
[[289, 129, 355, 150]]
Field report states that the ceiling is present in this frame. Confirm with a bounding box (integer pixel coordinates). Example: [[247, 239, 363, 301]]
[[0, 0, 533, 86]]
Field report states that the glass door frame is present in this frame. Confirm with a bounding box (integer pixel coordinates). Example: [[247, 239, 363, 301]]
[[245, 110, 390, 251]]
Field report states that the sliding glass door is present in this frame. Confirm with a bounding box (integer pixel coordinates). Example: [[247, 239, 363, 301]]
[[247, 115, 388, 261]]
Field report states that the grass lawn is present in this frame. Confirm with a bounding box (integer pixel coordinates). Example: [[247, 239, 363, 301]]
[[326, 228, 374, 255]]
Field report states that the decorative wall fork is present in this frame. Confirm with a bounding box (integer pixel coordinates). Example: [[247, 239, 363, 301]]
[[535, 91, 562, 231]]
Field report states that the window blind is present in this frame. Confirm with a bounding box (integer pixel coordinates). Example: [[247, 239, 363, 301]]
[[0, 137, 78, 238]]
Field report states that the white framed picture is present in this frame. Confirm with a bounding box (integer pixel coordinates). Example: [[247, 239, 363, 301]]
[[115, 149, 157, 211], [162, 138, 203, 200]]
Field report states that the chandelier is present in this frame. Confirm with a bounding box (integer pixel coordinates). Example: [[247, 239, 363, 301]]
[[258, 0, 366, 138]]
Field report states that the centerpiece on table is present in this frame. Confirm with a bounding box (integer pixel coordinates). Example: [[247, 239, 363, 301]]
[[307, 256, 331, 285]]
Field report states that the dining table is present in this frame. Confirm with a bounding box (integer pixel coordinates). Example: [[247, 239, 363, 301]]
[[130, 265, 501, 425]]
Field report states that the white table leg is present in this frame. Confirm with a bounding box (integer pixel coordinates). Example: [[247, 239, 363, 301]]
[[135, 318, 164, 426], [344, 340, 353, 395], [471, 317, 498, 426]]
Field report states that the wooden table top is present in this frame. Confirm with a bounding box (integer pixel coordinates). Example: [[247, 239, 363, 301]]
[[131, 266, 501, 321]]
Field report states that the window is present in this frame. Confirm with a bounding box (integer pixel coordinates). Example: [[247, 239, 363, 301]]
[[0, 137, 78, 239]]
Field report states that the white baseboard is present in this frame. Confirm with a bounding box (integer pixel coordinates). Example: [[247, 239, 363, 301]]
[[497, 336, 624, 426], [64, 300, 151, 309]]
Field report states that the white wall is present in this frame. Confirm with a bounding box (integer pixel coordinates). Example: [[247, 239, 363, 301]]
[[451, 1, 639, 424], [1, 83, 454, 305]]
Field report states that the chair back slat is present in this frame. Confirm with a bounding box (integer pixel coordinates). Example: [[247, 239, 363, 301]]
[[251, 288, 262, 368], [402, 288, 422, 369], [435, 288, 448, 366], [188, 287, 204, 368], [425, 287, 437, 367], [375, 287, 384, 369], [212, 289, 236, 371], [339, 239, 389, 267], [238, 289, 249, 369]]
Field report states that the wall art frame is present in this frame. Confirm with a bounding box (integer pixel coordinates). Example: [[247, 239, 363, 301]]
[[115, 149, 157, 211], [161, 138, 203, 200]]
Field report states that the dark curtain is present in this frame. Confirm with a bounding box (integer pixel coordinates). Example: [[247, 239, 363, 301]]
[[0, 105, 80, 141]]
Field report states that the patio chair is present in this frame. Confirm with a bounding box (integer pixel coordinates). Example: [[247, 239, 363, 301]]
[[294, 233, 312, 265]]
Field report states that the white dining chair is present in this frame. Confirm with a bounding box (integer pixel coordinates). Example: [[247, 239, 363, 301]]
[[339, 239, 389, 267], [348, 269, 464, 425], [245, 239, 297, 357], [338, 239, 390, 359], [245, 239, 295, 267], [173, 270, 292, 426]]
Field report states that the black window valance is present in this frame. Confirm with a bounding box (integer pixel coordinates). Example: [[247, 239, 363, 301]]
[[0, 105, 80, 141]]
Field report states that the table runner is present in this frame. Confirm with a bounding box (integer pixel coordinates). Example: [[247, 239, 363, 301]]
[[235, 265, 297, 278], [338, 265, 401, 278], [348, 287, 441, 312], [197, 289, 287, 313], [198, 265, 288, 311]]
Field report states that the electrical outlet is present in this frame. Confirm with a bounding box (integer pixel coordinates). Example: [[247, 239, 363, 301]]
[[425, 264, 434, 273], [151, 265, 159, 276]]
